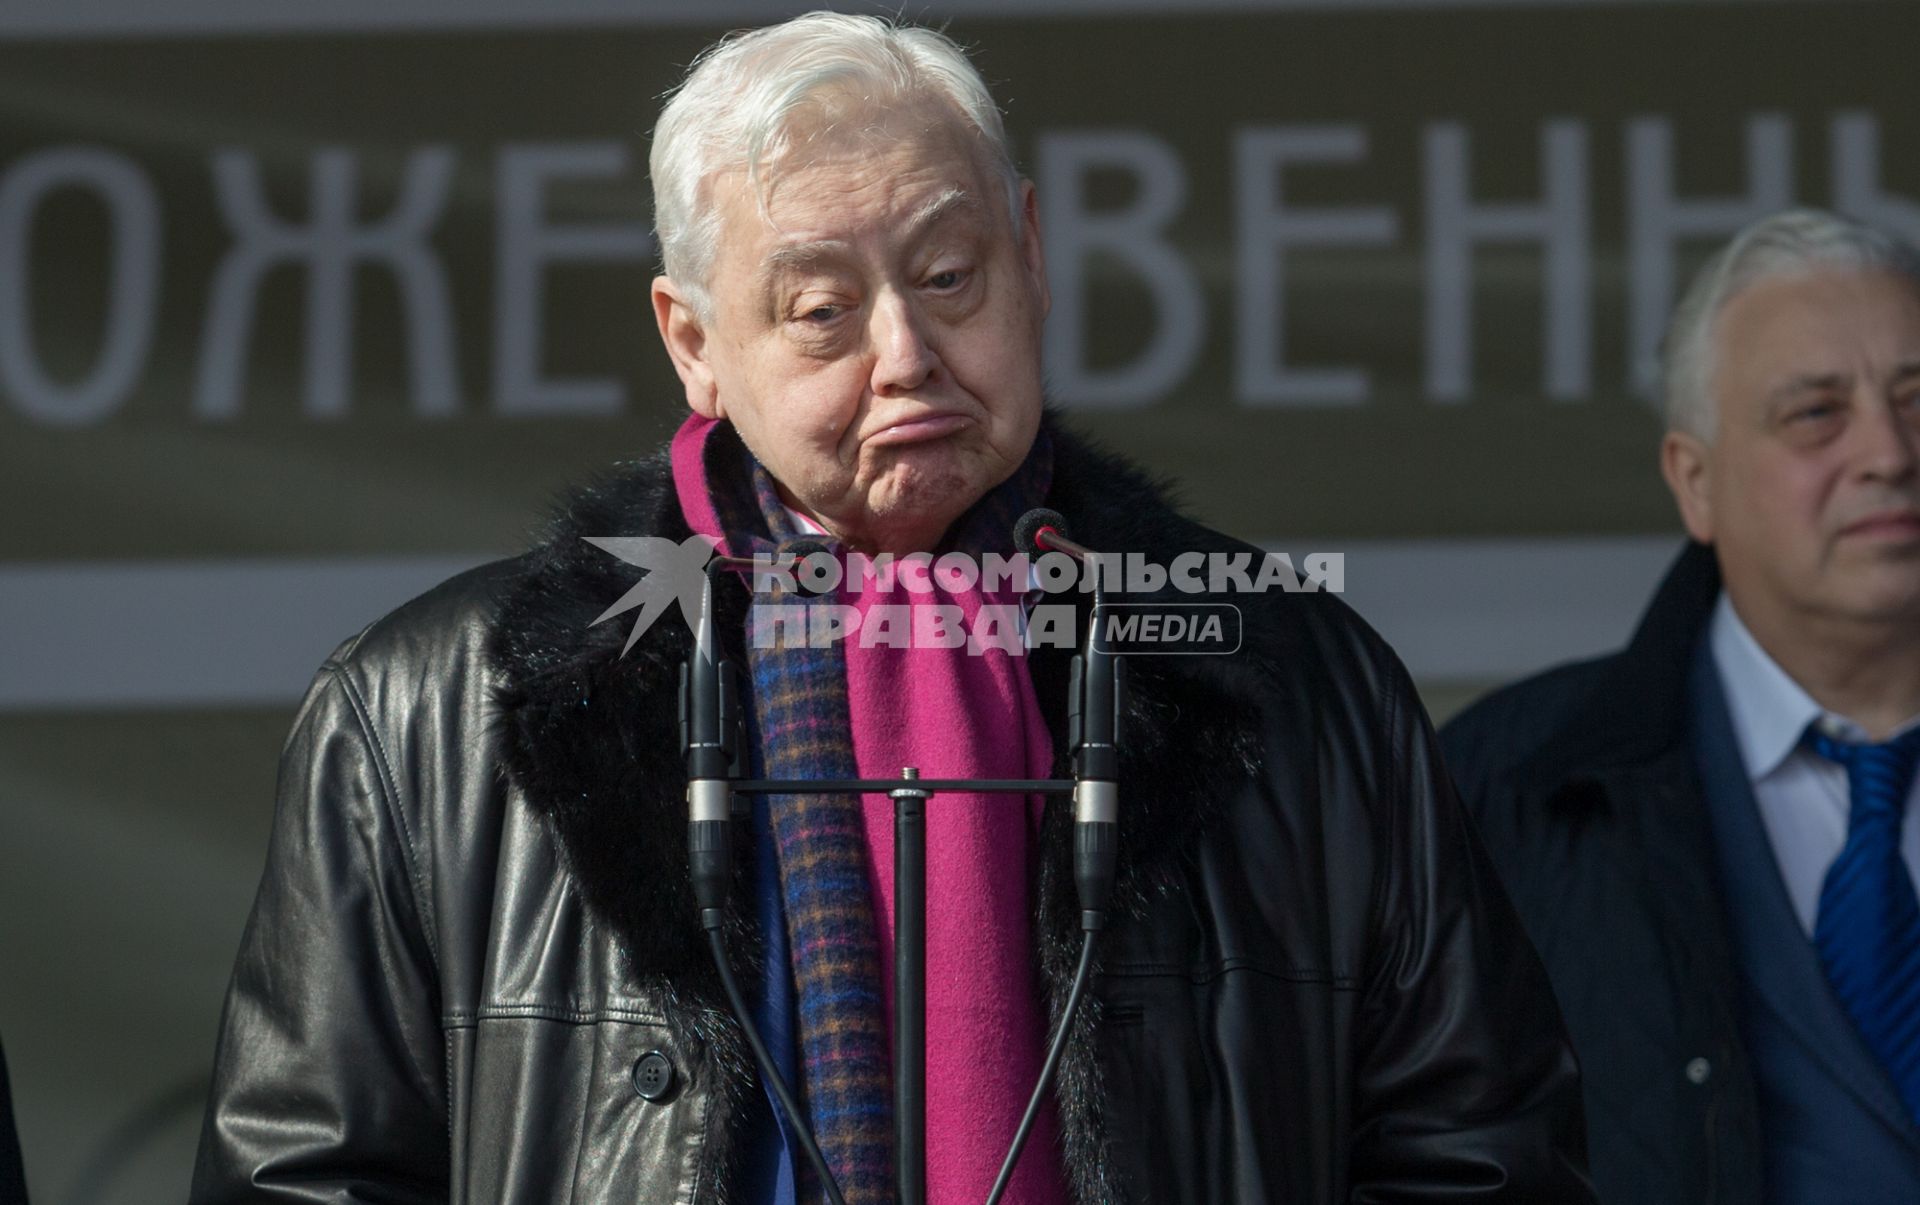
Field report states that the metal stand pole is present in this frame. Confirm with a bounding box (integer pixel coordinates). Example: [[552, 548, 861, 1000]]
[[711, 773, 1080, 1205], [892, 767, 929, 1205]]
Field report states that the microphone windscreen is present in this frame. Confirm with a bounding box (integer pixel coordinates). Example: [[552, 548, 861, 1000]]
[[783, 537, 833, 561], [1014, 508, 1068, 558], [780, 538, 836, 597]]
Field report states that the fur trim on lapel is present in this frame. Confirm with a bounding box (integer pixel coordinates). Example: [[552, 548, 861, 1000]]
[[1025, 425, 1272, 1204], [488, 415, 1271, 1204], [487, 447, 757, 1203]]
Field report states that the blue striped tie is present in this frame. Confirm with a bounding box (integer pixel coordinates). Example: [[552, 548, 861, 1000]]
[[1808, 722, 1920, 1124]]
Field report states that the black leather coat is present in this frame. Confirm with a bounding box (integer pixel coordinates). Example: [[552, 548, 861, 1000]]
[[191, 423, 1593, 1204], [1, 1038, 26, 1205]]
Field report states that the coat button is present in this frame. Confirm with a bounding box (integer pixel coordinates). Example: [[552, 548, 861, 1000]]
[[1685, 1057, 1712, 1085], [632, 1051, 677, 1101]]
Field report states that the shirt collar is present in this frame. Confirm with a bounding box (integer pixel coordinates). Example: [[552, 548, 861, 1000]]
[[1709, 592, 1832, 780], [1710, 592, 1920, 777], [782, 505, 828, 536]]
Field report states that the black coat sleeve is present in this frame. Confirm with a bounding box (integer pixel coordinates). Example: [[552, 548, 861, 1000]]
[[1347, 655, 1595, 1203], [189, 661, 449, 1204], [0, 1036, 27, 1205]]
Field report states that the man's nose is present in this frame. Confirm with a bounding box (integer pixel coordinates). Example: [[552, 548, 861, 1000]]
[[1855, 389, 1920, 484], [868, 292, 938, 394]]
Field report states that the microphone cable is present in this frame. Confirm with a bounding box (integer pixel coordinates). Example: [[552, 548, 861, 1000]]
[[690, 546, 850, 1205], [983, 928, 1099, 1205], [704, 922, 851, 1205], [706, 914, 1100, 1205]]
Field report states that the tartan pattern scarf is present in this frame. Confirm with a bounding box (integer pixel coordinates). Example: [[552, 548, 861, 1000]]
[[686, 419, 1053, 1204]]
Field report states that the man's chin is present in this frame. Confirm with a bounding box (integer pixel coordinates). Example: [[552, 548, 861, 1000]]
[[1821, 566, 1920, 626], [858, 469, 988, 547], [879, 453, 981, 502]]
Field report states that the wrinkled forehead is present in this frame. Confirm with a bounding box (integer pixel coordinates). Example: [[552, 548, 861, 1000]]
[[706, 103, 1003, 248], [1717, 268, 1920, 366], [764, 95, 991, 201], [1708, 268, 1920, 417]]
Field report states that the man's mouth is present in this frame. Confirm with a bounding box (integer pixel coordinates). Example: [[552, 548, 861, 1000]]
[[1840, 508, 1920, 541], [866, 413, 972, 447]]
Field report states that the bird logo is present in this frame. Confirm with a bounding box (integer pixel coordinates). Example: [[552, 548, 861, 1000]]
[[582, 534, 723, 656]]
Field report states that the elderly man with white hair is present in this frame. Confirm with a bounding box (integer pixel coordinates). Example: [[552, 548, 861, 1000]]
[[1446, 207, 1920, 1205], [191, 13, 1590, 1204]]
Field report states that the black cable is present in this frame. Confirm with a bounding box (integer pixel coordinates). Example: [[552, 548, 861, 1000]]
[[705, 926, 850, 1205], [983, 929, 1099, 1205]]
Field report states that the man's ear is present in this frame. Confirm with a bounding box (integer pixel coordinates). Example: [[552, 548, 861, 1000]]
[[1661, 429, 1715, 543], [652, 276, 723, 419], [1016, 178, 1050, 321]]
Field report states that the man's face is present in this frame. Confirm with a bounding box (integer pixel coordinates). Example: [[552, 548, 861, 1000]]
[[653, 104, 1049, 555], [1664, 268, 1920, 634]]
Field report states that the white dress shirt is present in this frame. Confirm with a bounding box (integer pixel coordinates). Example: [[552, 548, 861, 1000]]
[[1708, 594, 1920, 934]]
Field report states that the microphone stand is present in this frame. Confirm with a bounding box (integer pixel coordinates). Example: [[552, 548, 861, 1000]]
[[893, 767, 929, 1203], [684, 521, 1121, 1205]]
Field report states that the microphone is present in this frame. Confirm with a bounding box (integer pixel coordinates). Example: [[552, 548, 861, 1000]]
[[985, 509, 1123, 1205], [1017, 508, 1108, 608], [684, 535, 835, 930], [1013, 507, 1090, 562], [681, 541, 852, 1205], [1012, 509, 1118, 925], [683, 558, 737, 932], [779, 537, 837, 598]]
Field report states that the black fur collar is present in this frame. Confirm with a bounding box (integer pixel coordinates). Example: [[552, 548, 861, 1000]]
[[488, 416, 1269, 1203]]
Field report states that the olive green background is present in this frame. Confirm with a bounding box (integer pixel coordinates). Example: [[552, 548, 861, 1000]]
[[9, 2, 1916, 562], [2, 3, 1915, 1201]]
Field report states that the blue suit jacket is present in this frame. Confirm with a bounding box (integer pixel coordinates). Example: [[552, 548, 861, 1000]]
[[1690, 645, 1920, 1204], [1445, 543, 1920, 1203]]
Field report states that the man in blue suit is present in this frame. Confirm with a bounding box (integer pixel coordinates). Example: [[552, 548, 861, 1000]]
[[1444, 208, 1920, 1205]]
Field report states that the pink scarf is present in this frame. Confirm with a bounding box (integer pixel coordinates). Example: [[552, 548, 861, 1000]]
[[672, 416, 1067, 1204], [844, 567, 1066, 1205]]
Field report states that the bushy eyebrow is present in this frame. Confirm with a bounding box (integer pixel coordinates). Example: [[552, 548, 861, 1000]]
[[1769, 373, 1849, 401], [756, 188, 982, 282], [1763, 362, 1920, 417], [904, 187, 981, 236]]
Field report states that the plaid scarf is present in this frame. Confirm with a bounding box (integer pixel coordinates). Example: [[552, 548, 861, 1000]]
[[688, 420, 1052, 1204]]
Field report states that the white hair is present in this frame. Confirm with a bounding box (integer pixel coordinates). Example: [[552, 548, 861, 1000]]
[[1660, 207, 1920, 440], [649, 11, 1021, 319]]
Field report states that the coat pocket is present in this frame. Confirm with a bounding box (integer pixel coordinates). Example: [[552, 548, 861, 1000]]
[[449, 1009, 710, 1204]]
